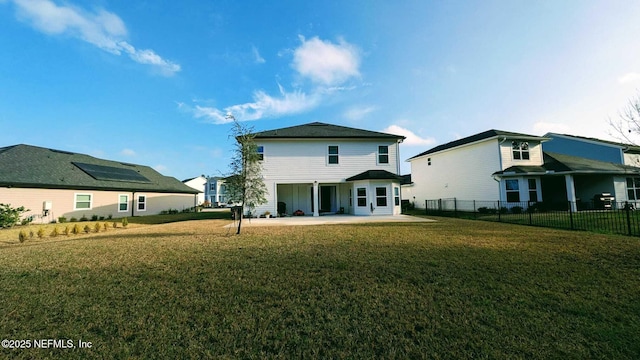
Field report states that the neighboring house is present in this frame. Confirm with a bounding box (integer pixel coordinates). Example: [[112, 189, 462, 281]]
[[543, 133, 640, 168], [204, 176, 229, 207], [182, 175, 206, 205], [407, 129, 640, 211], [249, 122, 406, 217], [0, 144, 199, 223]]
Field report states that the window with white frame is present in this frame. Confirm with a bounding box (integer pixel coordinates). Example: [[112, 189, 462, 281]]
[[505, 179, 520, 202], [378, 145, 389, 164], [394, 187, 400, 206], [118, 194, 129, 212], [376, 187, 387, 207], [74, 193, 92, 210], [627, 178, 640, 200], [512, 141, 530, 160], [328, 146, 339, 164], [257, 146, 264, 161], [527, 179, 538, 202], [137, 195, 147, 211], [357, 187, 366, 206]]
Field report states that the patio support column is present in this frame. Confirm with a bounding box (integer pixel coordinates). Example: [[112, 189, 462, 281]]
[[565, 174, 578, 212], [313, 181, 319, 217]]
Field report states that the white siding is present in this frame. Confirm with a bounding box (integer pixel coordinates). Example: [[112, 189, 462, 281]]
[[409, 139, 501, 208], [500, 140, 544, 168], [259, 139, 399, 182]]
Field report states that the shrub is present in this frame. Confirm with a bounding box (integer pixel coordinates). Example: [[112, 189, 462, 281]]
[[103, 223, 108, 231], [70, 217, 78, 222], [94, 222, 101, 233], [511, 206, 523, 214], [37, 228, 45, 239], [91, 215, 98, 221], [112, 222, 118, 228], [79, 215, 88, 222], [29, 230, 34, 239], [18, 230, 27, 243], [0, 203, 29, 228], [83, 225, 91, 234], [499, 207, 509, 214], [63, 226, 70, 236], [122, 217, 128, 228], [58, 216, 67, 223], [50, 227, 60, 237], [72, 224, 81, 235], [99, 216, 105, 221]]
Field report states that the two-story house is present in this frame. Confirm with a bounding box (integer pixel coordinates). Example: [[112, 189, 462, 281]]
[[407, 129, 640, 212], [204, 176, 230, 207], [250, 122, 405, 217]]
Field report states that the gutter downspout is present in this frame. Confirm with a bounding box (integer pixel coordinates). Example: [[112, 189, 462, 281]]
[[131, 191, 135, 217]]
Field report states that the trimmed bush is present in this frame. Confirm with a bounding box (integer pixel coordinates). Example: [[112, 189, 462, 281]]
[[18, 230, 27, 243], [58, 216, 67, 223], [122, 217, 128, 228], [70, 217, 78, 222], [94, 222, 101, 233], [80, 215, 88, 222], [50, 227, 60, 237], [72, 224, 81, 235], [91, 215, 98, 221], [37, 228, 45, 239], [83, 225, 91, 234], [63, 226, 70, 236]]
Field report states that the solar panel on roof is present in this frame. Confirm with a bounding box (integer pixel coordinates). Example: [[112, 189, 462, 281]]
[[73, 162, 151, 183]]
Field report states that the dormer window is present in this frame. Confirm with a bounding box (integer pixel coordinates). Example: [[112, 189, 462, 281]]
[[512, 141, 530, 160]]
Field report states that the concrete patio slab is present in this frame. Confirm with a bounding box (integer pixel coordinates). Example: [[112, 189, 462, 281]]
[[223, 214, 436, 227]]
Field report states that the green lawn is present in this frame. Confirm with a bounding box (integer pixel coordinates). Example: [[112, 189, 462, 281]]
[[1, 217, 639, 359]]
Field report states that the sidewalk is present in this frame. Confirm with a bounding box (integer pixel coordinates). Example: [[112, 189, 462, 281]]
[[223, 214, 435, 227]]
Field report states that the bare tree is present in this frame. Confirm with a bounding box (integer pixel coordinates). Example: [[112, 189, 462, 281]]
[[609, 92, 640, 145], [226, 117, 267, 234]]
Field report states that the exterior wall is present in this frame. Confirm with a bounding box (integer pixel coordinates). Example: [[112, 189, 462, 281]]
[[544, 135, 623, 163], [350, 180, 401, 216], [499, 140, 544, 169], [0, 187, 195, 223], [409, 139, 502, 208], [253, 138, 401, 216], [183, 176, 206, 205], [258, 139, 400, 183], [623, 153, 640, 168]]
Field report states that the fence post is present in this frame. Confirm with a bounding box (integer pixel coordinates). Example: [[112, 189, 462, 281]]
[[438, 199, 442, 212], [528, 201, 532, 225], [425, 200, 428, 215], [454, 198, 457, 217], [498, 201, 501, 222], [568, 201, 574, 230], [473, 200, 476, 219], [626, 201, 632, 236]]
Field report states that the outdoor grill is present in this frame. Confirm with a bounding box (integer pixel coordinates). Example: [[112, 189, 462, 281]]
[[593, 192, 615, 210]]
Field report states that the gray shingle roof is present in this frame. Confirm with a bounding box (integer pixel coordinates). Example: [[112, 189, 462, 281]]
[[408, 129, 549, 160], [0, 144, 199, 194], [346, 170, 403, 181], [253, 122, 405, 140], [494, 151, 640, 176]]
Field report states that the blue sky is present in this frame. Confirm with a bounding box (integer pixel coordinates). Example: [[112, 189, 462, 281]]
[[2, 0, 640, 180]]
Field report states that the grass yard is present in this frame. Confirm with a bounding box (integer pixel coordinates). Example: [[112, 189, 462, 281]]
[[1, 216, 639, 359]]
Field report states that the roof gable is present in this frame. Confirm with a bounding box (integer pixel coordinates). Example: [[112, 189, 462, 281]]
[[408, 129, 548, 160], [0, 144, 198, 193], [253, 122, 405, 140]]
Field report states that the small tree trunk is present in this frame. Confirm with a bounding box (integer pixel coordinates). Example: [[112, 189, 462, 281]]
[[236, 214, 242, 234]]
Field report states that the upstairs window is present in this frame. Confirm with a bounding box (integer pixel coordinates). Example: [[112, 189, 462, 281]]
[[378, 145, 389, 164], [256, 146, 264, 161], [512, 141, 530, 160], [328, 146, 339, 164]]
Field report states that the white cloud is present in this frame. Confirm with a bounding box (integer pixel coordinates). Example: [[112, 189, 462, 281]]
[[154, 164, 167, 172], [252, 45, 265, 64], [9, 0, 180, 75], [120, 148, 136, 156], [343, 105, 376, 121], [618, 72, 640, 84], [292, 35, 360, 86], [192, 85, 320, 124], [382, 125, 436, 146]]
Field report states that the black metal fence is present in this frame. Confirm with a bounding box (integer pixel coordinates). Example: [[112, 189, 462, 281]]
[[425, 198, 640, 237]]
